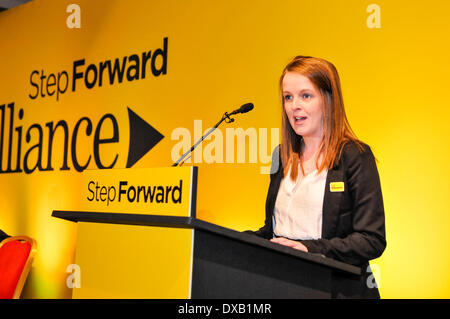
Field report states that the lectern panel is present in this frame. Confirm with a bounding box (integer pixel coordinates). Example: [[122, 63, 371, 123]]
[[78, 166, 197, 217], [72, 222, 193, 298], [192, 229, 331, 298]]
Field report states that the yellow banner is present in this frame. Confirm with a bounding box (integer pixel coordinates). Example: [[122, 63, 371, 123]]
[[1, 0, 450, 299]]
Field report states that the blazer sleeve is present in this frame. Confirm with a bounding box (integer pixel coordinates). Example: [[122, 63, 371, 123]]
[[300, 145, 387, 266]]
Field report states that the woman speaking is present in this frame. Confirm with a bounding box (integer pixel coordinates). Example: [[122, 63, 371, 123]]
[[247, 56, 386, 298]]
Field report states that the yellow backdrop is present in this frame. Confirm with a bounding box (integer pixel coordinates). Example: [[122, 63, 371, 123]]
[[0, 0, 449, 298]]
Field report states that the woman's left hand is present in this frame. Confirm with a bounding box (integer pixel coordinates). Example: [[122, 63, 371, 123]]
[[270, 237, 308, 252]]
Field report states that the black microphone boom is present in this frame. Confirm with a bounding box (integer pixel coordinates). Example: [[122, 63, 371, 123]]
[[172, 103, 254, 167]]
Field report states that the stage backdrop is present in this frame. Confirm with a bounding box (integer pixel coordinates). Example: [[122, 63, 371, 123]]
[[1, 0, 449, 298]]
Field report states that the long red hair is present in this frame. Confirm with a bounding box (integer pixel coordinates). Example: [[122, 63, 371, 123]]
[[280, 56, 363, 180]]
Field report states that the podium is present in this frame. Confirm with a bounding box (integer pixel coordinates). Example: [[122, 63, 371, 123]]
[[52, 166, 361, 298], [52, 211, 361, 299]]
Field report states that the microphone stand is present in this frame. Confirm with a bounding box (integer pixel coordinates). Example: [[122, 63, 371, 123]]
[[172, 112, 235, 167]]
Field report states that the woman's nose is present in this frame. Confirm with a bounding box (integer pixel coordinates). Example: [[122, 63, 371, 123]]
[[293, 98, 303, 110]]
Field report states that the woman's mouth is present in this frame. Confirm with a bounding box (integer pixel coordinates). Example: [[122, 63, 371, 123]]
[[294, 116, 307, 124]]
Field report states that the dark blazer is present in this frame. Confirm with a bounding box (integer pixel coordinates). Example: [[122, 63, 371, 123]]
[[249, 141, 386, 298]]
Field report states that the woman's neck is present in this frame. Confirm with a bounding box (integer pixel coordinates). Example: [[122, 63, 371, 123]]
[[301, 136, 322, 161]]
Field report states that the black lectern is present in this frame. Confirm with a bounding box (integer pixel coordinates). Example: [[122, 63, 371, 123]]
[[53, 211, 361, 299]]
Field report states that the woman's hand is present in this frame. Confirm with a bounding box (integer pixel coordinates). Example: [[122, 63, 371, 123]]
[[270, 237, 308, 252]]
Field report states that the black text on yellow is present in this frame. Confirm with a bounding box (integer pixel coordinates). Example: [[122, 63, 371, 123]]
[[86, 180, 183, 206]]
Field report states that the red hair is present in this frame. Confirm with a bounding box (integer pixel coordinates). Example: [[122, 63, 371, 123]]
[[280, 56, 363, 180]]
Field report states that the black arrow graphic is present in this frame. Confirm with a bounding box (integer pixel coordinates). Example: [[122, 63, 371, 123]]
[[126, 107, 164, 168]]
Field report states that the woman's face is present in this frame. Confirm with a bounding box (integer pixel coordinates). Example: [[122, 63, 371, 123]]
[[282, 72, 324, 140]]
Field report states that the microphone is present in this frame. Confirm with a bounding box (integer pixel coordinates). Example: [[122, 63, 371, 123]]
[[229, 103, 254, 116], [172, 103, 255, 167]]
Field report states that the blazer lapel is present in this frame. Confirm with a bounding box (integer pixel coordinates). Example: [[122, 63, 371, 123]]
[[267, 168, 283, 233], [321, 166, 344, 239]]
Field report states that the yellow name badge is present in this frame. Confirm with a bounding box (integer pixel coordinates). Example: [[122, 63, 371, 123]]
[[80, 166, 197, 217], [330, 182, 345, 192]]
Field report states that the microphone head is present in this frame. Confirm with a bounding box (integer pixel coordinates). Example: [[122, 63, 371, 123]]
[[239, 103, 254, 114]]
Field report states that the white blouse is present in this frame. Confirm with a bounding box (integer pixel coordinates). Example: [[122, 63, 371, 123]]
[[273, 166, 328, 240]]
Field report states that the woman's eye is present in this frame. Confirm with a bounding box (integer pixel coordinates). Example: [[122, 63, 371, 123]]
[[302, 93, 312, 99], [284, 95, 293, 101]]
